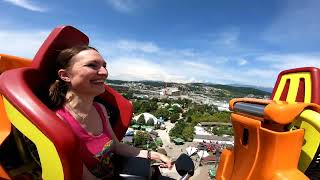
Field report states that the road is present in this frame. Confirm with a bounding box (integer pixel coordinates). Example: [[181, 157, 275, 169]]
[[155, 122, 211, 179]]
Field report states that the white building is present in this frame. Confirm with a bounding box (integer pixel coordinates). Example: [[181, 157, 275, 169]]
[[194, 125, 212, 136], [160, 87, 181, 96], [171, 103, 182, 108], [193, 125, 234, 145], [133, 112, 159, 125], [193, 134, 234, 145]]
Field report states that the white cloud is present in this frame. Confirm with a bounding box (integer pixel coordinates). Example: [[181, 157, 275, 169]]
[[3, 0, 47, 12], [106, 0, 137, 13], [237, 58, 247, 66], [182, 61, 218, 72], [257, 53, 320, 71], [212, 56, 229, 64], [0, 26, 278, 86], [108, 57, 188, 83], [0, 29, 49, 58], [219, 31, 239, 47], [210, 27, 240, 48], [206, 27, 251, 57], [116, 40, 160, 53], [172, 49, 197, 57], [244, 68, 278, 80], [105, 52, 275, 86], [95, 38, 280, 87]]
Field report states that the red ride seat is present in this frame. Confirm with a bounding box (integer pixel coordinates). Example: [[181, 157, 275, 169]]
[[0, 26, 133, 180]]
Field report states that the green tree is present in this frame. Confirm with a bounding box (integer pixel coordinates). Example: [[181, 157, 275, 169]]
[[133, 100, 158, 114], [146, 118, 155, 126], [185, 104, 218, 117], [182, 126, 194, 141], [186, 116, 192, 123], [130, 119, 135, 126], [171, 105, 183, 113], [148, 100, 158, 113], [170, 113, 180, 123], [189, 111, 231, 125], [134, 131, 150, 147], [169, 121, 186, 138], [175, 98, 192, 108], [211, 111, 231, 122], [211, 125, 233, 136], [155, 137, 163, 147], [133, 101, 142, 113], [137, 114, 145, 125], [154, 108, 170, 121], [122, 90, 133, 99]]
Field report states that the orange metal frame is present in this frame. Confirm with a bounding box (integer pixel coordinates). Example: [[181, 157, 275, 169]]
[[217, 99, 315, 179]]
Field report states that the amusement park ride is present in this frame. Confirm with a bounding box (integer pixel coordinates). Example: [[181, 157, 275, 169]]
[[0, 26, 320, 179]]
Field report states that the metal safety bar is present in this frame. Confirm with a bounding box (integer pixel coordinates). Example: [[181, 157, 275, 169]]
[[233, 102, 267, 117]]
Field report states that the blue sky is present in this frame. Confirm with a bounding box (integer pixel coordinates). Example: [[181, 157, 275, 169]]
[[1, 0, 320, 88]]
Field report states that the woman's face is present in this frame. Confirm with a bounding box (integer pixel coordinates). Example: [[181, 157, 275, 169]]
[[65, 49, 108, 96]]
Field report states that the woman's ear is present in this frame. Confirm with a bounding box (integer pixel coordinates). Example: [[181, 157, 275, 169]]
[[58, 69, 71, 82]]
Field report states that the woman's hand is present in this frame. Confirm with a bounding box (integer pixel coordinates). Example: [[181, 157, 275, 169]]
[[158, 154, 173, 169]]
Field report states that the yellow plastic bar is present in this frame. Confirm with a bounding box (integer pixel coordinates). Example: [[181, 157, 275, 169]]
[[292, 109, 320, 172], [2, 97, 64, 180]]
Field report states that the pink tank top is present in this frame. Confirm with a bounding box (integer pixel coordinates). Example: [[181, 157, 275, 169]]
[[55, 102, 115, 178]]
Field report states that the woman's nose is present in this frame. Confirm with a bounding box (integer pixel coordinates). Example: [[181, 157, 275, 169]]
[[98, 66, 108, 77]]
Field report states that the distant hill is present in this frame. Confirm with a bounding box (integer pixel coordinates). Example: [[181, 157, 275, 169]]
[[191, 83, 271, 97], [228, 84, 273, 93], [107, 79, 271, 98], [107, 79, 177, 87]]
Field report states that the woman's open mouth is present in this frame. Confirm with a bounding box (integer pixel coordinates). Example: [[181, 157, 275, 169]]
[[91, 79, 105, 85]]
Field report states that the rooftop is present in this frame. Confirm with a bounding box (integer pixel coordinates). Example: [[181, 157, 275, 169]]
[[199, 122, 232, 127]]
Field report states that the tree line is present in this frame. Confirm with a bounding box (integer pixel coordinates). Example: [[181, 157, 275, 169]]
[[131, 97, 232, 141]]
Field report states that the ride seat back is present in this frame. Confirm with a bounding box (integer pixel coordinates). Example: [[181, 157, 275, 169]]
[[271, 67, 320, 178], [271, 67, 320, 104], [0, 26, 91, 180], [0, 26, 133, 180]]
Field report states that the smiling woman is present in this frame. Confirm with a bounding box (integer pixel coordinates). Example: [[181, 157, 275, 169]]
[[48, 44, 172, 179], [49, 45, 107, 108]]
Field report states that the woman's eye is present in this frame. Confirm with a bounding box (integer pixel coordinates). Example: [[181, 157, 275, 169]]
[[86, 62, 106, 69], [87, 64, 97, 68]]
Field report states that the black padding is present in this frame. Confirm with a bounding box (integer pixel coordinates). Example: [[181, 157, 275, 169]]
[[305, 145, 320, 179], [175, 153, 194, 176], [113, 155, 151, 178]]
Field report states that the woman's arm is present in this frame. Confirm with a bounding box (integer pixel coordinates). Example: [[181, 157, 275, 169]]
[[98, 103, 172, 168], [114, 133, 172, 169], [114, 143, 168, 162]]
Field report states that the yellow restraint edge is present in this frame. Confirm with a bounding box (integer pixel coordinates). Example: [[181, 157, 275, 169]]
[[273, 72, 311, 103], [296, 109, 320, 172], [3, 97, 64, 180]]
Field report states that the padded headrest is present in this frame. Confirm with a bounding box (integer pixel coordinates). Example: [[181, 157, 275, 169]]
[[32, 26, 89, 83]]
